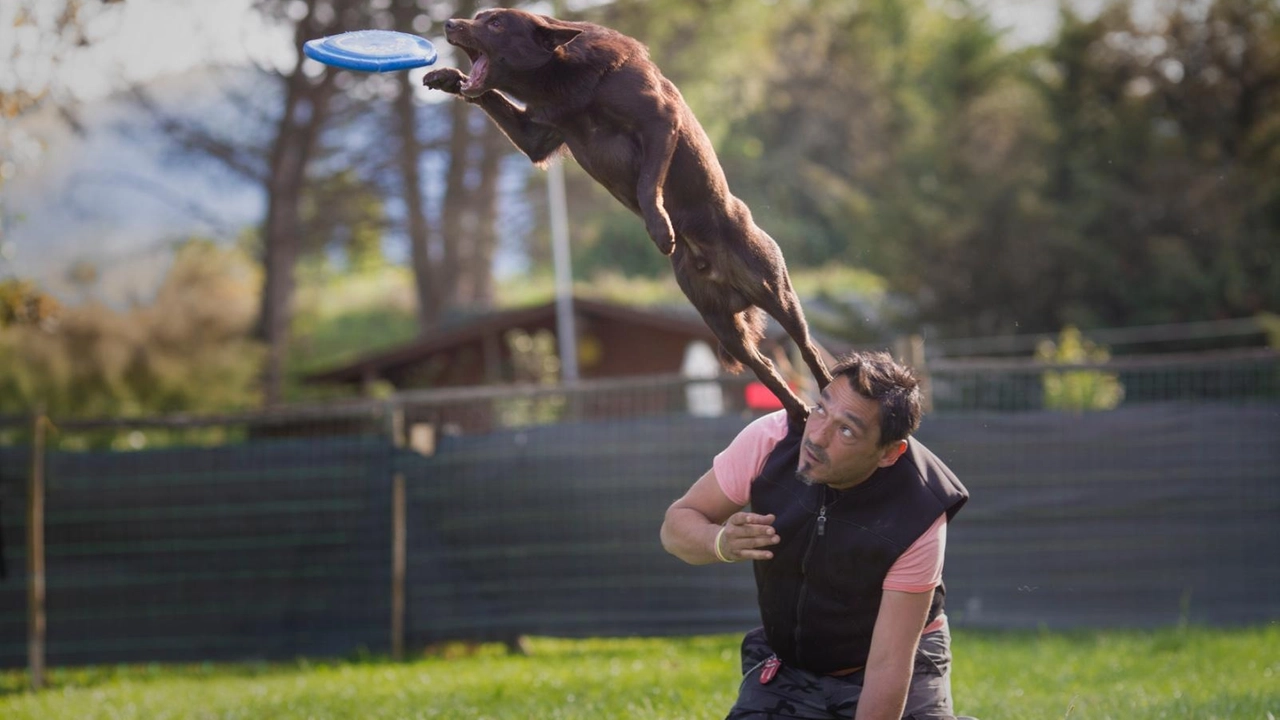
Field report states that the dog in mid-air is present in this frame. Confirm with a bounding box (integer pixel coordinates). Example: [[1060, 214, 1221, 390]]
[[423, 9, 832, 421]]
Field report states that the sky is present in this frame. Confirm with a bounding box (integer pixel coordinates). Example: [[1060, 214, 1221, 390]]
[[1, 0, 294, 103], [3, 0, 1085, 104]]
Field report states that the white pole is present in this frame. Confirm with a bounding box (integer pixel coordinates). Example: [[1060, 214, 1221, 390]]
[[547, 157, 578, 382]]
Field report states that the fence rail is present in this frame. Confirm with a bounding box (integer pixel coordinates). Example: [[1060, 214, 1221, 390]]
[[927, 317, 1271, 357], [928, 347, 1278, 411], [2, 349, 1275, 441]]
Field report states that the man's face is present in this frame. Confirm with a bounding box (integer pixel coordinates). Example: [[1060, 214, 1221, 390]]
[[796, 374, 906, 490]]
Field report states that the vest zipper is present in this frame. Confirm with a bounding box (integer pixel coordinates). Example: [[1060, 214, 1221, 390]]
[[794, 489, 827, 667]]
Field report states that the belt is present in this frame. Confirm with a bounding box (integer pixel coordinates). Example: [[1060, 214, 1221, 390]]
[[759, 652, 863, 683]]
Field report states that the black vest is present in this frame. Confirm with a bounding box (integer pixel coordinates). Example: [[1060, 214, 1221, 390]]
[[749, 417, 968, 674]]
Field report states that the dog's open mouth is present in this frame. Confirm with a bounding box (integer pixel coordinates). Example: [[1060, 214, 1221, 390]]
[[461, 54, 489, 96], [457, 47, 490, 97]]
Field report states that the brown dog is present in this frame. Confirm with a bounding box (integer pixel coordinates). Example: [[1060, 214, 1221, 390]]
[[423, 9, 832, 421]]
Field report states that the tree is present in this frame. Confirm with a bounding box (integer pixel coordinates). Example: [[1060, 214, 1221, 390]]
[[563, 0, 782, 280], [1040, 0, 1280, 329], [388, 0, 510, 327], [253, 0, 362, 404], [389, 0, 441, 331], [684, 0, 1054, 338], [133, 0, 366, 404], [0, 239, 263, 418]]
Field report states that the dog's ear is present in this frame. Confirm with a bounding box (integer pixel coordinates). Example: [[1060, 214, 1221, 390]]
[[536, 24, 582, 54], [503, 18, 583, 71]]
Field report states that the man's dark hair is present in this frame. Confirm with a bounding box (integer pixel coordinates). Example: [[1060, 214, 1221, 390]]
[[830, 351, 922, 446]]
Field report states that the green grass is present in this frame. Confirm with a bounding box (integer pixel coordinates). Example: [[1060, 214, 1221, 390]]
[[494, 264, 889, 311], [955, 626, 1279, 719], [1, 627, 1276, 719]]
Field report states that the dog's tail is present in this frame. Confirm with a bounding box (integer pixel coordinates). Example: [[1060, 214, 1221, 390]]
[[715, 308, 767, 374]]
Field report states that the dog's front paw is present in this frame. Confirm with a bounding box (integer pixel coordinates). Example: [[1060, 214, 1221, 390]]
[[423, 68, 468, 95]]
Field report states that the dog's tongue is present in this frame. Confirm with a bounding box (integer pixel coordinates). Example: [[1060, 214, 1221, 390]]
[[462, 54, 489, 96]]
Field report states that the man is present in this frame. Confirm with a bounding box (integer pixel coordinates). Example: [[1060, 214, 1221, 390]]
[[661, 351, 969, 720]]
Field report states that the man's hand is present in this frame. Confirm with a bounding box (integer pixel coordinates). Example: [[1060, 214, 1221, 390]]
[[717, 512, 780, 562], [661, 469, 778, 565]]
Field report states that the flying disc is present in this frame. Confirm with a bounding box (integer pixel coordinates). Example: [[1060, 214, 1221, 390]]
[[303, 30, 438, 73]]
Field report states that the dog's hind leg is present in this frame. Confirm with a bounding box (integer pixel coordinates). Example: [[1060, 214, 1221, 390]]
[[753, 282, 833, 391], [705, 307, 810, 422]]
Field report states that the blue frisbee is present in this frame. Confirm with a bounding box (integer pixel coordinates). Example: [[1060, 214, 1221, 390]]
[[303, 30, 438, 73]]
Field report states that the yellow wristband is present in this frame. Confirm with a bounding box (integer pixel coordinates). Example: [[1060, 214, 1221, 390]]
[[713, 525, 732, 563]]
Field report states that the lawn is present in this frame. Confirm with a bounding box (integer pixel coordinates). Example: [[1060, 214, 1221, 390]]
[[1, 626, 1276, 719]]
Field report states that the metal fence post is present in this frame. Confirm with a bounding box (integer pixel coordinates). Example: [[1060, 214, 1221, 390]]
[[896, 334, 933, 413], [27, 404, 47, 691]]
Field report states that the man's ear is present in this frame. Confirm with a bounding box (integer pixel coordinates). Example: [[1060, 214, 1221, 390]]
[[877, 439, 908, 468]]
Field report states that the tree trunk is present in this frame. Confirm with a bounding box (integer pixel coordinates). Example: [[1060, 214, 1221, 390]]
[[439, 94, 473, 310], [257, 0, 349, 405], [463, 122, 506, 306], [392, 0, 440, 334]]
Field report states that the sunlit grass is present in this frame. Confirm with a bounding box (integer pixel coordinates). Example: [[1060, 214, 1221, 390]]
[[2, 627, 1276, 719], [495, 264, 888, 311], [954, 625, 1280, 719]]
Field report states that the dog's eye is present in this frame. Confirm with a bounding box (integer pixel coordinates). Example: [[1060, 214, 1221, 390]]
[[487, 18, 502, 30]]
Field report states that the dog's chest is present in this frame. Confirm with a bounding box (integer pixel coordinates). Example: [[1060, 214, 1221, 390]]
[[555, 113, 640, 187]]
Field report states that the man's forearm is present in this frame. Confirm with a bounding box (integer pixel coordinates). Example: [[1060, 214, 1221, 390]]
[[660, 507, 723, 565], [854, 663, 913, 720]]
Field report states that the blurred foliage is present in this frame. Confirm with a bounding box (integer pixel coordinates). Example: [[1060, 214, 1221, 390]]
[[0, 0, 123, 118], [495, 328, 566, 426], [559, 0, 1280, 342], [494, 263, 886, 315], [298, 169, 388, 272], [1258, 312, 1280, 349], [285, 262, 418, 402], [0, 239, 263, 417], [1035, 325, 1125, 411], [1036, 0, 1280, 331], [495, 268, 684, 309], [0, 278, 61, 328]]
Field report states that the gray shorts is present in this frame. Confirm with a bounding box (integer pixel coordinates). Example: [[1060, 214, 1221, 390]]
[[725, 626, 956, 720]]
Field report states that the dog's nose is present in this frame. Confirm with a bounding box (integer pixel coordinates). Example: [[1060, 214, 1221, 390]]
[[444, 19, 459, 32]]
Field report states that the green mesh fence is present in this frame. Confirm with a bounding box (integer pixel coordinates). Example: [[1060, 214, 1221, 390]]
[[1, 357, 1278, 668]]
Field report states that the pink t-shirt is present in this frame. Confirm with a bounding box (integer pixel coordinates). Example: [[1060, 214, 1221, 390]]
[[713, 411, 948, 632]]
